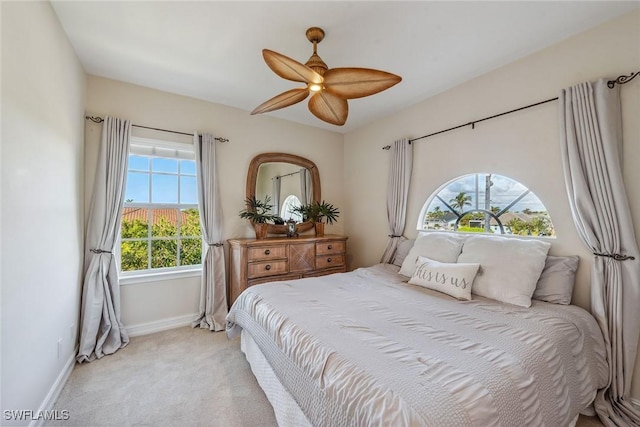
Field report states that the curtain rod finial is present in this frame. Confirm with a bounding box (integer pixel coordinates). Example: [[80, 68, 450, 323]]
[[607, 71, 639, 88], [85, 115, 104, 124]]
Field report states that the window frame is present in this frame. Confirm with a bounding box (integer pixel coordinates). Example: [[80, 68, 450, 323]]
[[117, 137, 203, 282], [417, 173, 555, 239]]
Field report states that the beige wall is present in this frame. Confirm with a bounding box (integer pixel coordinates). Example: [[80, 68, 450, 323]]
[[344, 9, 640, 399], [85, 76, 345, 330], [1, 1, 86, 421]]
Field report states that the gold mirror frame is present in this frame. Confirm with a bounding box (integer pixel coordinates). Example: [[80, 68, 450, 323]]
[[246, 152, 321, 235]]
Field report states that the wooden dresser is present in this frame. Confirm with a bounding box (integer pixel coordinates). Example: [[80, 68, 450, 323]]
[[227, 234, 348, 306]]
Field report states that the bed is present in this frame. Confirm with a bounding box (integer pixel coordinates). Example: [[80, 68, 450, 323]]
[[226, 233, 608, 426]]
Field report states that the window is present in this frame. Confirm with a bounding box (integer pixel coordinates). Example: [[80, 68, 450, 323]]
[[120, 137, 202, 274], [280, 194, 303, 222], [417, 173, 555, 238]]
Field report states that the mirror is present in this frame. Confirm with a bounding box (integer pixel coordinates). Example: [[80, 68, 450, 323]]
[[247, 153, 321, 234]]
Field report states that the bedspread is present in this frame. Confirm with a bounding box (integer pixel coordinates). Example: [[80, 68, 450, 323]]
[[227, 264, 608, 426]]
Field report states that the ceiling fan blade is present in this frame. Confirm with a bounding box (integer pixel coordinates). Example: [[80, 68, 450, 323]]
[[251, 88, 310, 115], [308, 91, 348, 126], [323, 68, 402, 99], [263, 49, 323, 84]]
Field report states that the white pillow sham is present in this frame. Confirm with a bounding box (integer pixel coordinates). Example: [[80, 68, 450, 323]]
[[457, 235, 551, 307], [533, 255, 579, 305], [399, 232, 466, 277], [408, 256, 480, 300], [392, 238, 415, 267]]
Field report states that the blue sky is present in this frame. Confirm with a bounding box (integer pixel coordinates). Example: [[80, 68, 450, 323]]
[[125, 155, 197, 204]]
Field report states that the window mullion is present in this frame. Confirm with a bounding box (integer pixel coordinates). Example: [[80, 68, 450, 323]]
[[177, 160, 182, 267], [147, 206, 152, 270]]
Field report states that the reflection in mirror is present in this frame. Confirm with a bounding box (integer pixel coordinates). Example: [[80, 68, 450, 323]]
[[246, 153, 321, 235], [281, 195, 303, 222], [255, 162, 313, 218]]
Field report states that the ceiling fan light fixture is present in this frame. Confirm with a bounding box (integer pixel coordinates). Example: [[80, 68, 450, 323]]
[[253, 27, 402, 126]]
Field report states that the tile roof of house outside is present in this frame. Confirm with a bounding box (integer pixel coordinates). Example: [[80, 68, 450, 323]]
[[122, 208, 198, 227]]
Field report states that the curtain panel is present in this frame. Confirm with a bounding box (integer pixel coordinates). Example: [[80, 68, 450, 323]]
[[272, 176, 281, 216], [192, 133, 228, 331], [77, 116, 131, 363], [380, 138, 413, 263], [300, 168, 312, 204], [560, 79, 640, 426]]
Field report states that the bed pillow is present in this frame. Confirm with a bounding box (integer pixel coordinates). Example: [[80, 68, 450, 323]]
[[457, 235, 551, 307], [532, 255, 579, 305], [408, 256, 480, 300], [391, 238, 415, 267], [399, 232, 466, 277]]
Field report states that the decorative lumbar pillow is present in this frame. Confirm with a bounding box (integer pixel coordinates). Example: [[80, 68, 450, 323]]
[[532, 255, 579, 305], [457, 235, 551, 307], [399, 232, 466, 277], [408, 256, 480, 300]]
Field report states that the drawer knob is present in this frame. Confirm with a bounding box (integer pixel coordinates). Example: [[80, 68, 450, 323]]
[[327, 258, 332, 263], [327, 245, 332, 250], [265, 249, 271, 255], [265, 264, 272, 271]]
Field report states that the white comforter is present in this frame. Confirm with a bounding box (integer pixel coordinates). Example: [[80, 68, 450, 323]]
[[227, 264, 608, 426]]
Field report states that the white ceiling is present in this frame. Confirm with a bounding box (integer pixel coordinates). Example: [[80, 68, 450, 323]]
[[51, 1, 639, 133]]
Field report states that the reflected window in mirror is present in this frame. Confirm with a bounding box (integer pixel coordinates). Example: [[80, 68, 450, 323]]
[[281, 195, 303, 222], [417, 173, 555, 238]]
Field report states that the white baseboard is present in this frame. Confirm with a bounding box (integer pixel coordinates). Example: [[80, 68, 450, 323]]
[[31, 346, 78, 427], [126, 312, 198, 337]]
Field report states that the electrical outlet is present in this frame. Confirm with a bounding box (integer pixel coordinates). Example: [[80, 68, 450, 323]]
[[57, 338, 62, 359], [70, 323, 75, 341]]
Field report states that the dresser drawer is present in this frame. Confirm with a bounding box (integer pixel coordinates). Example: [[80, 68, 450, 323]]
[[316, 254, 345, 269], [248, 245, 286, 261], [247, 260, 288, 279], [316, 241, 345, 255]]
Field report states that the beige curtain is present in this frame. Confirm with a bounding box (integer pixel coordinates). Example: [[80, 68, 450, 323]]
[[192, 133, 228, 331], [560, 79, 640, 426], [300, 168, 312, 204], [380, 138, 412, 263], [77, 116, 130, 362], [272, 176, 281, 215]]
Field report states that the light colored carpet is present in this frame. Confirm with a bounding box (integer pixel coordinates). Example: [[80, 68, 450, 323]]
[[50, 327, 277, 426], [51, 326, 604, 426]]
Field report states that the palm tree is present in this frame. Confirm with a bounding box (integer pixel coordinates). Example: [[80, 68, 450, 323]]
[[449, 192, 472, 214], [428, 206, 444, 219]]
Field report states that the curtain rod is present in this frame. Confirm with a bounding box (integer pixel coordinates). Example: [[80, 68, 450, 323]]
[[85, 116, 229, 143], [273, 170, 302, 179], [382, 71, 639, 150]]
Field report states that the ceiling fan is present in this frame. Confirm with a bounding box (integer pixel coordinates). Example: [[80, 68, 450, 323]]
[[251, 27, 402, 126]]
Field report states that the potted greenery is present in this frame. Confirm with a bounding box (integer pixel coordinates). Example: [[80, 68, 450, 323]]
[[239, 195, 274, 239], [293, 200, 339, 236]]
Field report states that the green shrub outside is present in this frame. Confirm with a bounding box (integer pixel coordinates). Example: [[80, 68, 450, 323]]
[[120, 208, 202, 271]]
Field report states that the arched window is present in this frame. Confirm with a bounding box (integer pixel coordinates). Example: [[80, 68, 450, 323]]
[[417, 173, 555, 238], [281, 195, 303, 222]]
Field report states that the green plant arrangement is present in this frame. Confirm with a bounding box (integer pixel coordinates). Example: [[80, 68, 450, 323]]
[[293, 201, 340, 223], [293, 201, 339, 236], [239, 195, 274, 223], [239, 195, 274, 239]]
